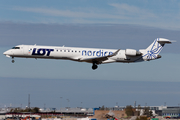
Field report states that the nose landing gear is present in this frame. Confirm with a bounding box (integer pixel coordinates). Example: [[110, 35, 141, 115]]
[[12, 57, 15, 63]]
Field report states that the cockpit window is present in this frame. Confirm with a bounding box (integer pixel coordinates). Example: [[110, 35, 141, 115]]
[[12, 47, 20, 49]]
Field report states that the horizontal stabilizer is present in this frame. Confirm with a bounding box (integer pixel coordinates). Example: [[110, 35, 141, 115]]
[[158, 38, 175, 44]]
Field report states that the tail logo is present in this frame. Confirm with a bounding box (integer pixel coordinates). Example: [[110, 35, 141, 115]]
[[145, 38, 164, 59]]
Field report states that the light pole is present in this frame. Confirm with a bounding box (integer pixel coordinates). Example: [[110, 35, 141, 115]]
[[44, 103, 46, 110], [67, 99, 69, 108], [81, 102, 83, 108], [60, 97, 63, 109]]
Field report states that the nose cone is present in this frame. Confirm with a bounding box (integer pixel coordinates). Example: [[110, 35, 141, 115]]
[[3, 50, 12, 57], [3, 51, 8, 55]]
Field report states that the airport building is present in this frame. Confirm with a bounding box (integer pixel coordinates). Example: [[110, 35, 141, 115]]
[[1, 105, 180, 119], [162, 107, 180, 118]]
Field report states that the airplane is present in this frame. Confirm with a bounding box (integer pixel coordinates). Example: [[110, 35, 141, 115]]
[[3, 38, 173, 70]]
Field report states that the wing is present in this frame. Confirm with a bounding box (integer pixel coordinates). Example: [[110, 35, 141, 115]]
[[79, 49, 120, 64]]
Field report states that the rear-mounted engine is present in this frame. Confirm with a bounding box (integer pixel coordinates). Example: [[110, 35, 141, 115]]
[[125, 49, 142, 56]]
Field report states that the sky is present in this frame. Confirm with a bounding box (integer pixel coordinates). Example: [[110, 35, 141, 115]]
[[0, 0, 180, 109]]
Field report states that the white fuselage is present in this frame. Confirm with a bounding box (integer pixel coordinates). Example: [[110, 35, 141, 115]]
[[3, 45, 145, 63], [3, 38, 172, 70]]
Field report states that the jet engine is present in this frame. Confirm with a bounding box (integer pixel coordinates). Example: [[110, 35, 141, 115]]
[[125, 49, 142, 56]]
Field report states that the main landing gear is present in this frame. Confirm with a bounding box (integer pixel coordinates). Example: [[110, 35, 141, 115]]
[[92, 63, 98, 70]]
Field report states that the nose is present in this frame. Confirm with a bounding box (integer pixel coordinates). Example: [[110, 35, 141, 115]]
[[3, 51, 8, 55], [3, 50, 12, 57]]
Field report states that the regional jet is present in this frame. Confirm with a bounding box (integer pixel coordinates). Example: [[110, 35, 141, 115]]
[[3, 38, 172, 70]]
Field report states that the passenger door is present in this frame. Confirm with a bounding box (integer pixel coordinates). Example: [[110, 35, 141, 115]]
[[23, 46, 31, 55]]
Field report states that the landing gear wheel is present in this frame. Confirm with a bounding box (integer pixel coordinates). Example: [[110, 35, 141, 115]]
[[12, 60, 15, 63], [92, 65, 98, 70]]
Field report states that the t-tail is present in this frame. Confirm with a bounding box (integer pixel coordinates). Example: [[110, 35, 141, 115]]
[[140, 38, 173, 61]]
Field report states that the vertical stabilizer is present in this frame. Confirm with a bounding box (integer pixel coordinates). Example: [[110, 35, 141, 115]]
[[143, 38, 172, 60]]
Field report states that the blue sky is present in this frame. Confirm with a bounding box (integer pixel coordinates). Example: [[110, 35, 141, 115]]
[[1, 0, 180, 29], [0, 0, 180, 108]]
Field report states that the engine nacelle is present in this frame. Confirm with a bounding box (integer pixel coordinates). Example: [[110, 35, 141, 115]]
[[125, 49, 142, 56]]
